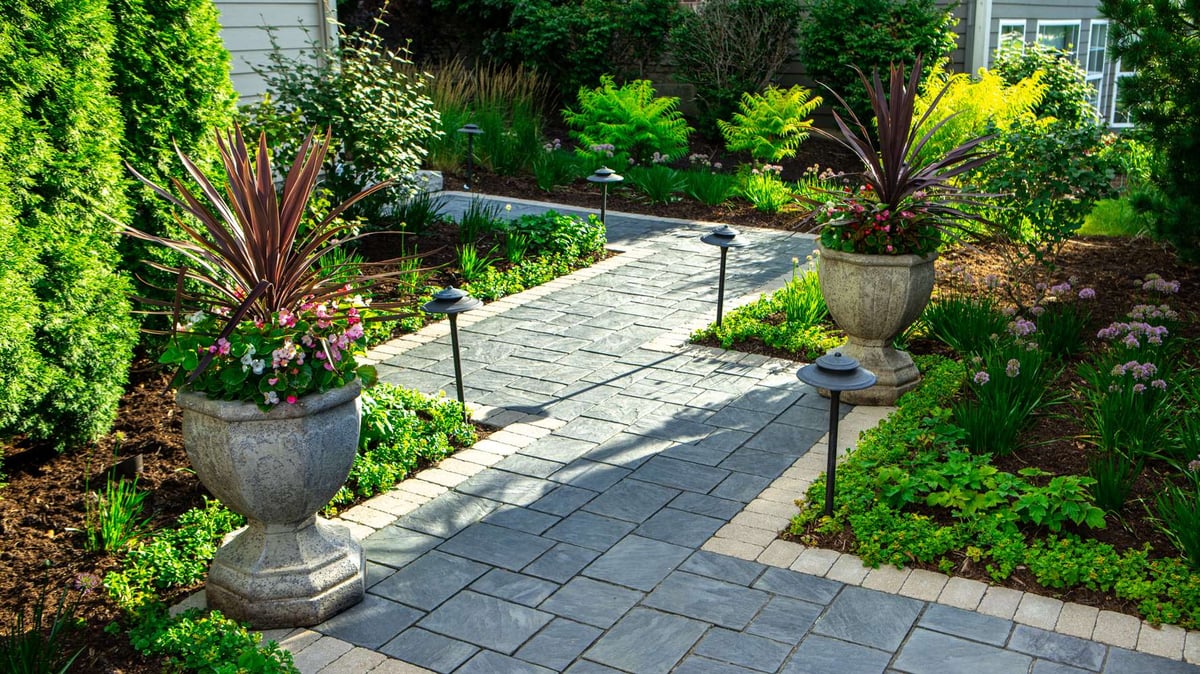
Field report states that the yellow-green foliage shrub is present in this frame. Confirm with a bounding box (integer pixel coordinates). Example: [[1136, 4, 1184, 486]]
[[913, 61, 1046, 161]]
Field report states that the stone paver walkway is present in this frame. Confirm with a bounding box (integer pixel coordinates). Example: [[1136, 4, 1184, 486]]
[[258, 194, 1200, 673]]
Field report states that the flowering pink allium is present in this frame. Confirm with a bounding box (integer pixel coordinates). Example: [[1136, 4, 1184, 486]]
[[1142, 275, 1180, 294], [973, 371, 990, 385], [1190, 458, 1200, 472], [1030, 305, 1046, 317], [1133, 383, 1146, 394], [1005, 359, 1021, 378], [1078, 288, 1096, 300], [1151, 379, 1167, 391], [1008, 317, 1036, 337], [1048, 282, 1071, 296]]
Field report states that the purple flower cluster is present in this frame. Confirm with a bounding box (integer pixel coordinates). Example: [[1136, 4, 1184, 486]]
[[973, 371, 990, 385], [1141, 274, 1180, 294], [1128, 304, 1178, 323], [1097, 321, 1169, 347], [1005, 358, 1021, 378], [1110, 360, 1158, 380], [1078, 288, 1096, 300], [1007, 317, 1037, 337]]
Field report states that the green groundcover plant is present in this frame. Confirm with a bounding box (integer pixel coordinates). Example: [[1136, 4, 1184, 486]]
[[790, 354, 1200, 628]]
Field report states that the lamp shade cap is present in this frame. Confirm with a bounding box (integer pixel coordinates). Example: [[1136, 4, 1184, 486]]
[[421, 286, 483, 315], [700, 224, 749, 248], [457, 123, 483, 134], [796, 351, 877, 391], [587, 166, 624, 184]]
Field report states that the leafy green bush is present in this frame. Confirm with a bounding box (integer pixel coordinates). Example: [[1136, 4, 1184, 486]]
[[972, 118, 1120, 287], [497, 0, 678, 97], [126, 606, 297, 674], [692, 267, 842, 360], [719, 85, 822, 163], [108, 0, 236, 307], [337, 383, 477, 504], [564, 76, 692, 169], [1101, 0, 1200, 260], [797, 0, 957, 120], [669, 0, 804, 133], [504, 211, 607, 259], [243, 27, 439, 213], [992, 43, 1095, 127], [0, 0, 137, 450]]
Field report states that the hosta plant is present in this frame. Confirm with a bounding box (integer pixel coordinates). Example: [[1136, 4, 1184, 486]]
[[808, 56, 996, 255], [121, 127, 414, 410]]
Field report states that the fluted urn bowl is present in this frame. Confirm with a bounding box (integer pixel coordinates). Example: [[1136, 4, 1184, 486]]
[[817, 244, 937, 405], [176, 380, 364, 628]]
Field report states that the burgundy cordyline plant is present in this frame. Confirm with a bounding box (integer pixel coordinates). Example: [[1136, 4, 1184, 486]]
[[807, 55, 996, 255], [120, 126, 419, 407]]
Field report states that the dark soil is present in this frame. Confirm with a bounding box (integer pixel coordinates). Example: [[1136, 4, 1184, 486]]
[[3, 147, 1197, 668]]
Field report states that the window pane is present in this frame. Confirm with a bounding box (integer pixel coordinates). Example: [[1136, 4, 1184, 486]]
[[1088, 23, 1108, 73], [1037, 24, 1080, 55]]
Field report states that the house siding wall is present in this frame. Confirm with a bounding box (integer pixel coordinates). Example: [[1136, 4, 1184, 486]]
[[213, 0, 336, 100]]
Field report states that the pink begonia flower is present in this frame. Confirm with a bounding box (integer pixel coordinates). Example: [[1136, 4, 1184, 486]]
[[286, 395, 298, 404], [278, 309, 296, 328]]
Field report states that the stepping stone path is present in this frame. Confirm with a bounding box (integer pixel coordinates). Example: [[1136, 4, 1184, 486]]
[[254, 194, 1200, 673]]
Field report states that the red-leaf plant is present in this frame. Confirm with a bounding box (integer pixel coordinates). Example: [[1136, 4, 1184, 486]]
[[121, 126, 419, 407], [808, 56, 997, 256]]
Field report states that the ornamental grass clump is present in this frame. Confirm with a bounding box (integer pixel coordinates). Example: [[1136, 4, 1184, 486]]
[[807, 56, 995, 255], [120, 127, 417, 410]]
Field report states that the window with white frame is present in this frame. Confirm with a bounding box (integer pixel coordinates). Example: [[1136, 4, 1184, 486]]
[[1086, 20, 1108, 118], [997, 20, 1026, 56], [1111, 59, 1135, 127], [1036, 20, 1082, 62]]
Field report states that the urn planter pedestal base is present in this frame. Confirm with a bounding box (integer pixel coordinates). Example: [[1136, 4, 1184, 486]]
[[206, 516, 364, 629], [177, 382, 366, 629], [817, 245, 937, 406]]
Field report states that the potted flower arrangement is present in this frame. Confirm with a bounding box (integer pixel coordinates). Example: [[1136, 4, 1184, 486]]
[[808, 56, 995, 404], [121, 127, 411, 628]]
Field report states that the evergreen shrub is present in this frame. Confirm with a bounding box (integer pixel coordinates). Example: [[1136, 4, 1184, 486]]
[[797, 0, 957, 120], [0, 0, 137, 449]]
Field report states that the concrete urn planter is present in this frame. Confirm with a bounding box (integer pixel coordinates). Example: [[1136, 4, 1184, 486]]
[[817, 244, 937, 405], [176, 380, 365, 628]]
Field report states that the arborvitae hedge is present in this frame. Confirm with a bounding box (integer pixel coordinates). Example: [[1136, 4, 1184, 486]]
[[108, 0, 237, 311], [0, 0, 137, 449]]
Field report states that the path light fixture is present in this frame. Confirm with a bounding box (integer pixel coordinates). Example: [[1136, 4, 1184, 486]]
[[587, 167, 623, 226], [700, 225, 749, 327], [457, 124, 483, 190], [421, 287, 482, 422], [796, 351, 876, 518]]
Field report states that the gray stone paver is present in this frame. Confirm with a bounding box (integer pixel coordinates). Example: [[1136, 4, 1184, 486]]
[[296, 195, 1200, 673]]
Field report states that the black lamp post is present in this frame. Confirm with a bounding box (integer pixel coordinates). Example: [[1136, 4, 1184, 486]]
[[587, 167, 623, 226], [796, 352, 876, 518], [421, 287, 482, 421], [699, 225, 749, 327], [457, 124, 483, 190]]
